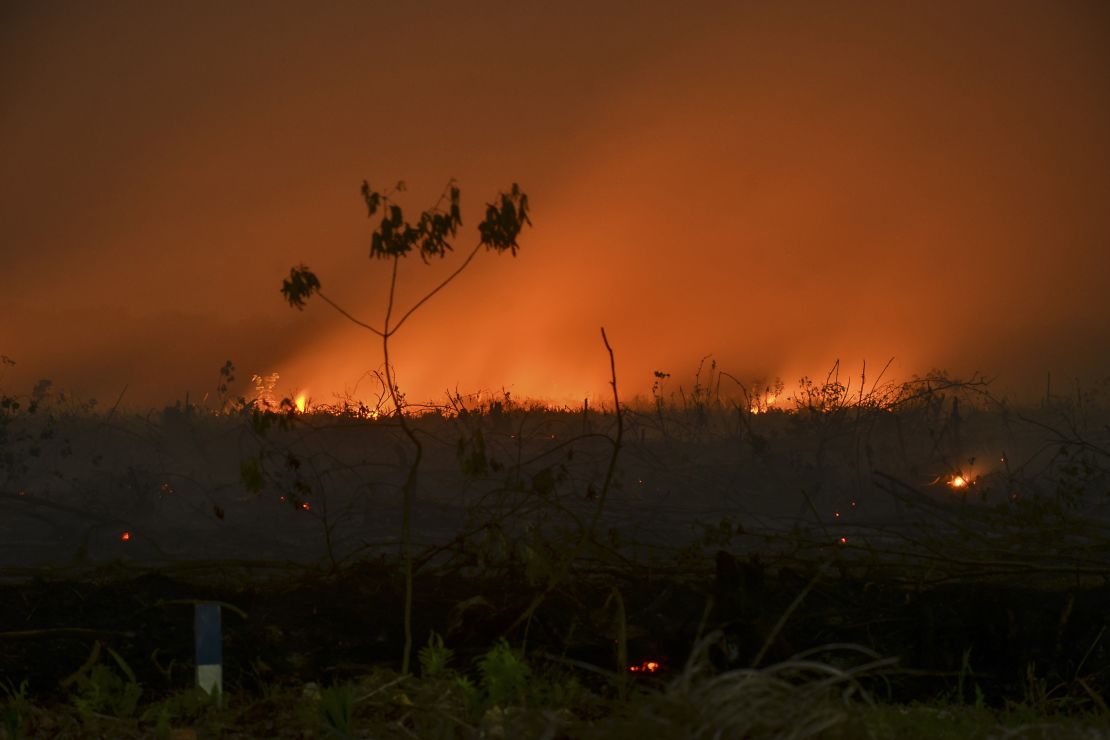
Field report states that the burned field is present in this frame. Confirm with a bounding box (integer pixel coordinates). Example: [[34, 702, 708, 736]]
[[2, 372, 1109, 736]]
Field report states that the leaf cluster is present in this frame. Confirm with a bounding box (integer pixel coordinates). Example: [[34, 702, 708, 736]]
[[363, 179, 461, 263], [478, 183, 530, 255], [282, 264, 321, 310], [417, 631, 455, 680], [281, 180, 529, 315]]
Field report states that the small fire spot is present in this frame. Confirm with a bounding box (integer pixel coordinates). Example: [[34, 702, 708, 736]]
[[833, 510, 841, 519], [120, 531, 132, 542], [300, 502, 310, 511], [159, 482, 174, 494], [628, 660, 661, 674], [947, 474, 974, 490], [838, 536, 848, 545]]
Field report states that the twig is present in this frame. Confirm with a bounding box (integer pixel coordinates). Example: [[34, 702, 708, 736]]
[[353, 673, 408, 704], [751, 565, 825, 668], [391, 241, 483, 335], [317, 291, 384, 336], [509, 328, 624, 640]]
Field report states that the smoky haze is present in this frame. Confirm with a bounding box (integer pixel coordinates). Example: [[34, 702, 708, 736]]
[[3, 1, 1109, 410]]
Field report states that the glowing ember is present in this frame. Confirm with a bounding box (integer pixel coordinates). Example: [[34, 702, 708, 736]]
[[948, 474, 970, 489], [628, 660, 661, 673], [838, 536, 848, 545], [120, 531, 131, 542]]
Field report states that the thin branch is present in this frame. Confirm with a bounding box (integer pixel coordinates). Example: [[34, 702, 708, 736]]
[[751, 566, 824, 667], [384, 254, 401, 334], [586, 327, 623, 543], [509, 329, 624, 641], [317, 291, 384, 337], [390, 241, 483, 335]]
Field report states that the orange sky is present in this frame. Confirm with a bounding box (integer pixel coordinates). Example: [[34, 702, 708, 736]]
[[3, 1, 1109, 409]]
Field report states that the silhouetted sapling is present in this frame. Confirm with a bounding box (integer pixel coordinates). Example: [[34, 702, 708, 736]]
[[280, 179, 530, 674]]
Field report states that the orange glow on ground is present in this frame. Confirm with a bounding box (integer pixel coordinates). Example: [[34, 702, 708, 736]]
[[628, 660, 661, 674]]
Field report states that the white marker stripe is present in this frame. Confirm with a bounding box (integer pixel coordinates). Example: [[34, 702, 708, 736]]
[[196, 664, 223, 696], [194, 602, 224, 702]]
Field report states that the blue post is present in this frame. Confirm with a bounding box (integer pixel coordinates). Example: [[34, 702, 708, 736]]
[[194, 603, 223, 700]]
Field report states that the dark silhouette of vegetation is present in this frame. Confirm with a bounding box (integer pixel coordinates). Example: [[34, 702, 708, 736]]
[[280, 179, 530, 674]]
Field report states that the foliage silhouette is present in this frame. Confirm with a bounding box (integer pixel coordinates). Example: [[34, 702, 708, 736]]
[[281, 179, 530, 674]]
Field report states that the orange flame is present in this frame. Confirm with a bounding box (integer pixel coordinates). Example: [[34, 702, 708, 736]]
[[628, 660, 661, 673], [749, 393, 778, 415], [948, 473, 972, 489]]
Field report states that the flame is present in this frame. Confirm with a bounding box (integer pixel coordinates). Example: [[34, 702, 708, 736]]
[[294, 393, 307, 413], [750, 393, 778, 415], [947, 473, 976, 490], [628, 660, 661, 673]]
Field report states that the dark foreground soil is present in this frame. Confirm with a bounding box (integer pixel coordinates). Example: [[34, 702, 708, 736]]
[[3, 554, 1109, 709]]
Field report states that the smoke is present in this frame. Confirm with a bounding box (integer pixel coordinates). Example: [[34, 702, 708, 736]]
[[3, 1, 1109, 409]]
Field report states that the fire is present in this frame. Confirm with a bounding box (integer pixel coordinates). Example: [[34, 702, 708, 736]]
[[947, 473, 976, 490], [628, 660, 661, 673], [749, 393, 778, 415], [294, 393, 307, 413]]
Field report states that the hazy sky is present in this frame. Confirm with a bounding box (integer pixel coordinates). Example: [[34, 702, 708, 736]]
[[3, 1, 1109, 409]]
